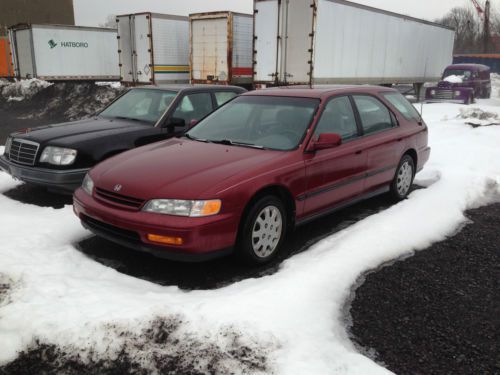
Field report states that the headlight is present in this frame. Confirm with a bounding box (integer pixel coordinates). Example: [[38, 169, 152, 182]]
[[4, 137, 12, 155], [143, 199, 222, 217], [82, 174, 94, 195], [454, 90, 461, 97], [40, 146, 77, 165], [430, 90, 436, 96]]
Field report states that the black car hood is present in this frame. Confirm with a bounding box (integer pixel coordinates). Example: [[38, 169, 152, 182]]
[[10, 117, 152, 146]]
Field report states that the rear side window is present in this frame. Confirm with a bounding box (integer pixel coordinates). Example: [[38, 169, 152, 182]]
[[314, 96, 358, 141], [172, 93, 213, 124], [215, 91, 238, 107], [353, 95, 394, 135], [382, 92, 421, 121]]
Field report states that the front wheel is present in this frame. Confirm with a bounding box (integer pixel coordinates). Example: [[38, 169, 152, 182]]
[[390, 155, 415, 201], [237, 196, 287, 264]]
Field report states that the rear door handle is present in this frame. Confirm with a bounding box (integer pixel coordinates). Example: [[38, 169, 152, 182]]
[[355, 150, 363, 155]]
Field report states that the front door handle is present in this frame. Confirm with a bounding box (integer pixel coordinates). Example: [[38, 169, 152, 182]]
[[355, 150, 363, 155]]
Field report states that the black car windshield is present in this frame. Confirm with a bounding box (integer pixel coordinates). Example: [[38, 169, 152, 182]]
[[443, 69, 472, 80], [100, 89, 177, 124], [186, 96, 319, 151]]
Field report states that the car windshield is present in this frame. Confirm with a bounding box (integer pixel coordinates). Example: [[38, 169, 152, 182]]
[[443, 69, 472, 80], [100, 89, 177, 124], [186, 96, 319, 151]]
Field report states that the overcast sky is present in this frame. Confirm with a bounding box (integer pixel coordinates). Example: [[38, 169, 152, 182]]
[[74, 0, 472, 27]]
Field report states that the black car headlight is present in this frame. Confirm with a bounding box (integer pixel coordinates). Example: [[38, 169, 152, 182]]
[[40, 146, 77, 165]]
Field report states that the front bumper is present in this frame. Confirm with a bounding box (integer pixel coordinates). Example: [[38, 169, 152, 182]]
[[73, 188, 239, 262], [0, 155, 89, 194]]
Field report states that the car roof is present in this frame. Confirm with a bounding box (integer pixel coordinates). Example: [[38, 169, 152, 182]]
[[446, 64, 490, 71], [131, 84, 247, 93], [243, 85, 397, 99]]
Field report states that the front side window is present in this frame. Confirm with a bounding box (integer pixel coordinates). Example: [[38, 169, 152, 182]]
[[187, 96, 319, 151], [215, 91, 238, 107], [172, 93, 213, 125], [100, 89, 177, 124], [353, 95, 394, 135], [314, 96, 358, 142], [382, 92, 421, 122]]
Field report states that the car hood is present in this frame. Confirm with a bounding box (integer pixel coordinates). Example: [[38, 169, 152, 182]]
[[9, 117, 151, 146], [91, 138, 287, 200]]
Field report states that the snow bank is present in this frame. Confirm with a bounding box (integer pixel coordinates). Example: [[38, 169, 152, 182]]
[[0, 95, 500, 372], [0, 79, 53, 102], [457, 107, 500, 127], [443, 75, 463, 84]]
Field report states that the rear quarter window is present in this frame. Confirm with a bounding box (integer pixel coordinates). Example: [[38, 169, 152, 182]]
[[382, 92, 421, 122]]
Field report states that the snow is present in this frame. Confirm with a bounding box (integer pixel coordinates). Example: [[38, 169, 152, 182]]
[[443, 75, 463, 84], [0, 93, 500, 373], [0, 79, 53, 102]]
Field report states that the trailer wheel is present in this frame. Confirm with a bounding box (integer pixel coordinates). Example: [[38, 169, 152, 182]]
[[465, 94, 474, 105]]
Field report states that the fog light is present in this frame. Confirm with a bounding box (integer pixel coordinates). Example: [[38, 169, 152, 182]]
[[147, 234, 183, 246]]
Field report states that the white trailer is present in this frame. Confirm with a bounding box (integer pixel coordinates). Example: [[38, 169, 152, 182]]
[[9, 24, 120, 81], [254, 0, 455, 88], [116, 13, 189, 85], [190, 12, 253, 86]]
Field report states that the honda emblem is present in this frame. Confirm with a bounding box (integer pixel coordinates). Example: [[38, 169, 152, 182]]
[[114, 184, 122, 192]]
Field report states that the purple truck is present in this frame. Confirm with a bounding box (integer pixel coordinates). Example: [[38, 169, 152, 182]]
[[425, 64, 491, 104]]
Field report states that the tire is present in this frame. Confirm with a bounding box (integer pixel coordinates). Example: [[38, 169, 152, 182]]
[[237, 196, 288, 264], [390, 155, 415, 201]]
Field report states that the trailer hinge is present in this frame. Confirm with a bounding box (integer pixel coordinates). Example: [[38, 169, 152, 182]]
[[307, 60, 312, 64], [310, 3, 317, 10], [119, 63, 123, 67], [117, 36, 120, 39], [148, 49, 151, 52], [147, 34, 151, 37], [254, 36, 258, 40], [118, 49, 121, 53], [308, 49, 313, 53], [254, 9, 259, 14], [309, 32, 314, 37]]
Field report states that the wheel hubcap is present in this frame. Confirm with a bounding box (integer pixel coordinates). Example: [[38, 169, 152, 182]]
[[252, 205, 283, 258], [396, 161, 413, 196]]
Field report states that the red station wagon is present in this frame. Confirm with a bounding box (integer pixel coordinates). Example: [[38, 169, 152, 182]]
[[73, 86, 430, 264]]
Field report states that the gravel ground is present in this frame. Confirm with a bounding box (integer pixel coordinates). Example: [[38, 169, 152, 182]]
[[349, 201, 500, 375]]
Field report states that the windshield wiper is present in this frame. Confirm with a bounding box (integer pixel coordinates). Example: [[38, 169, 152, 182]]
[[209, 139, 264, 149], [183, 133, 209, 142]]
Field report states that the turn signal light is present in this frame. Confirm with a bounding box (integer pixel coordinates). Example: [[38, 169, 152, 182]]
[[147, 234, 184, 246]]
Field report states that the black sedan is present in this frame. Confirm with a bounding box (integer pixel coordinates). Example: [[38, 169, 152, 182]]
[[0, 85, 245, 194]]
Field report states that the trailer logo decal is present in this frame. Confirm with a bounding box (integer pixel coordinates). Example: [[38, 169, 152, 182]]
[[48, 40, 89, 49]]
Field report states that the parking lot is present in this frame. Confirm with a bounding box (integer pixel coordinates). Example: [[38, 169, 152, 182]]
[[0, 80, 499, 374]]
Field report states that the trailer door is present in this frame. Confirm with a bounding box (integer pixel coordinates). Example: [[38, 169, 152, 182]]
[[12, 29, 35, 79], [117, 16, 134, 83], [133, 14, 153, 83], [191, 16, 228, 82], [282, 0, 315, 84], [254, 0, 280, 83]]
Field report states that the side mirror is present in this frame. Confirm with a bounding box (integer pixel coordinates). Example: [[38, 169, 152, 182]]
[[308, 133, 342, 151], [165, 117, 186, 131]]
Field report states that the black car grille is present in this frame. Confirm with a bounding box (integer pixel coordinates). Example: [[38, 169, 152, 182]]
[[81, 215, 141, 242], [434, 90, 454, 100], [95, 187, 145, 209], [7, 138, 39, 165]]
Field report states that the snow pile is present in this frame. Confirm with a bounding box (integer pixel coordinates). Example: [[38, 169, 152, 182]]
[[0, 99, 500, 372], [443, 75, 464, 84], [0, 79, 53, 102], [96, 81, 122, 89], [457, 107, 500, 127]]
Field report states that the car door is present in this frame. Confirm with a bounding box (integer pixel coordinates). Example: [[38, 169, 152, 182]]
[[303, 96, 367, 217], [351, 95, 402, 193]]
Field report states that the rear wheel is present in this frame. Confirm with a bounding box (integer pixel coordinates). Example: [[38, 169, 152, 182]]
[[237, 196, 287, 264], [390, 155, 415, 201]]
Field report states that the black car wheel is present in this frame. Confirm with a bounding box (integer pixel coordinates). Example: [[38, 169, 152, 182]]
[[390, 155, 415, 201], [238, 196, 287, 264]]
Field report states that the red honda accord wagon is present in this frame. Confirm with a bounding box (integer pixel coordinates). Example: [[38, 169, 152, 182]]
[[73, 86, 430, 264]]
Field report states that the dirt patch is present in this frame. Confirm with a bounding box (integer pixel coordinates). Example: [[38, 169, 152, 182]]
[[348, 201, 500, 375], [0, 316, 276, 375]]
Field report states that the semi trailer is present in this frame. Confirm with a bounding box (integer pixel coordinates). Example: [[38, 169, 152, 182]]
[[9, 24, 120, 81], [116, 13, 189, 85], [253, 0, 455, 92], [0, 36, 14, 78], [190, 11, 253, 86]]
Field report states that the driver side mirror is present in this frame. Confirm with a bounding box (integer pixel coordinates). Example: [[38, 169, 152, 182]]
[[164, 117, 186, 132], [308, 133, 342, 151], [189, 119, 198, 129]]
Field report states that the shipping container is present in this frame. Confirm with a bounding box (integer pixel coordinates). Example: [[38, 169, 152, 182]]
[[9, 24, 120, 81], [190, 11, 253, 86], [116, 13, 189, 85], [254, 0, 455, 87], [0, 36, 14, 78]]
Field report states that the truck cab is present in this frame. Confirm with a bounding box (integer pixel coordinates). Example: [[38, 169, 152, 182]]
[[425, 64, 491, 104]]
